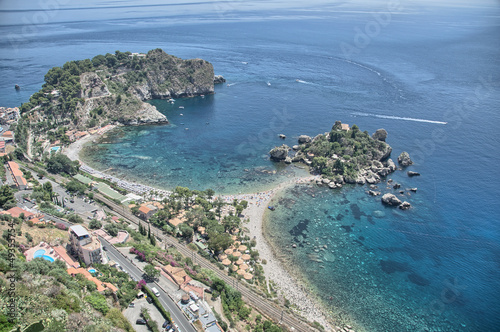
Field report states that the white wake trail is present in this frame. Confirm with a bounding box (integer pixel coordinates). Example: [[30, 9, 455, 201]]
[[352, 112, 447, 125]]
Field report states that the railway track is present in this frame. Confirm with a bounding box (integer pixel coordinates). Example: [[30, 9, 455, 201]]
[[95, 193, 317, 331]]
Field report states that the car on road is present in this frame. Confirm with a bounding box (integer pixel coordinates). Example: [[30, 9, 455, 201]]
[[136, 319, 147, 325], [151, 287, 160, 297], [102, 246, 107, 251]]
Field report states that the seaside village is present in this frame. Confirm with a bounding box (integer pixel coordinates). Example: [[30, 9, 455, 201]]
[[0, 106, 274, 332]]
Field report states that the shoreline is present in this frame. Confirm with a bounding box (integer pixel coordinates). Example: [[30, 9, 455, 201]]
[[240, 177, 336, 330], [63, 133, 335, 329]]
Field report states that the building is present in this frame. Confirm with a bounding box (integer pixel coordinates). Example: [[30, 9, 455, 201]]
[[138, 205, 156, 220], [0, 207, 34, 220], [0, 141, 5, 154], [7, 161, 28, 190], [2, 131, 13, 144], [68, 225, 102, 265]]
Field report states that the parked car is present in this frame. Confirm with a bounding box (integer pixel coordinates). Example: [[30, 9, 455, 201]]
[[146, 296, 153, 304], [162, 321, 171, 328], [129, 302, 135, 308], [136, 319, 146, 325]]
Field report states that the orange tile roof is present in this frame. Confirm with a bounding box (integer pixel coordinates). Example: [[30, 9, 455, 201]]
[[6, 207, 34, 219], [67, 267, 117, 292], [138, 205, 153, 214], [53, 245, 80, 268], [2, 131, 12, 137]]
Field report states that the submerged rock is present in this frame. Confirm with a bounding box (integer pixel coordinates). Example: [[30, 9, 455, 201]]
[[279, 134, 286, 139], [407, 171, 421, 177]]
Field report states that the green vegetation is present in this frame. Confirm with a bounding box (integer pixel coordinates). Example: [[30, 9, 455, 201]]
[[16, 48, 214, 157], [0, 250, 132, 331], [46, 153, 80, 176], [299, 121, 391, 181], [0, 185, 16, 210]]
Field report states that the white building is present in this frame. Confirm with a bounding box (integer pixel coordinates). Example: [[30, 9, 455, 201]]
[[69, 225, 102, 265]]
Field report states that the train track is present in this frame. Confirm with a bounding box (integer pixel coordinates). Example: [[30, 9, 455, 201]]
[[95, 193, 316, 331]]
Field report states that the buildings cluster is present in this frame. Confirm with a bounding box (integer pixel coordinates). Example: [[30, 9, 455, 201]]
[[0, 107, 19, 125]]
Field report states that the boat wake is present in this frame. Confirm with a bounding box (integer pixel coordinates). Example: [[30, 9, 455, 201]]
[[295, 79, 313, 85], [227, 83, 237, 87], [352, 112, 447, 125]]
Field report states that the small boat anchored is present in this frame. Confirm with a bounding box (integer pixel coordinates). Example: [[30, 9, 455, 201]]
[[268, 206, 275, 211]]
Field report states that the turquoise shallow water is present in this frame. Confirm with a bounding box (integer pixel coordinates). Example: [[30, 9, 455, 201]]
[[1, 1, 499, 330]]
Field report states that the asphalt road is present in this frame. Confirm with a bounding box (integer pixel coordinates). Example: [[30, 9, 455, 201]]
[[99, 236, 195, 332]]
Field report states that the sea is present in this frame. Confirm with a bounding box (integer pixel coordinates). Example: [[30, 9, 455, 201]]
[[1, 1, 499, 331]]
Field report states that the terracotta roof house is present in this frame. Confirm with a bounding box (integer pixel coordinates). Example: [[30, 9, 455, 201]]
[[5, 206, 34, 220], [138, 205, 156, 220]]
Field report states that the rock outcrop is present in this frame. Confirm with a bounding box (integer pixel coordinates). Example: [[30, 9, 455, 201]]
[[214, 75, 226, 84], [372, 128, 388, 141], [381, 193, 402, 206], [399, 201, 411, 210], [298, 135, 312, 144], [269, 144, 291, 161], [398, 151, 413, 166], [407, 171, 421, 177]]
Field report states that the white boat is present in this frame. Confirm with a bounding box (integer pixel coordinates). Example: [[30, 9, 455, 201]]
[[179, 106, 184, 109], [168, 98, 175, 102], [267, 82, 271, 86], [180, 113, 183, 116]]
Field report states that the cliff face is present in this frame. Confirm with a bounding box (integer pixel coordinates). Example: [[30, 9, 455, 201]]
[[15, 49, 216, 155], [75, 49, 213, 126]]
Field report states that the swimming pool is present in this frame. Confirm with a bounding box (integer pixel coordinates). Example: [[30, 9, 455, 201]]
[[88, 268, 96, 274], [33, 249, 55, 262], [34, 249, 45, 258]]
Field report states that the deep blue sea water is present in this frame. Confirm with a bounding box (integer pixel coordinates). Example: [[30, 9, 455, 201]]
[[1, 1, 499, 331]]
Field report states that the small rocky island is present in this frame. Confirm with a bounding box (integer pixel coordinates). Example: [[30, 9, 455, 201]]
[[270, 121, 417, 209]]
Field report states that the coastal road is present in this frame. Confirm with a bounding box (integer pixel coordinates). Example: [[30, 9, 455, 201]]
[[99, 236, 196, 332], [95, 193, 316, 331]]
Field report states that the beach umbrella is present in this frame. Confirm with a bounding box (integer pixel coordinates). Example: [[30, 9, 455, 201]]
[[241, 254, 251, 261], [244, 273, 253, 280], [240, 263, 249, 270], [224, 248, 233, 255], [219, 254, 227, 261], [237, 269, 245, 275], [222, 259, 231, 266], [238, 245, 247, 252], [236, 259, 244, 265], [233, 251, 242, 257]]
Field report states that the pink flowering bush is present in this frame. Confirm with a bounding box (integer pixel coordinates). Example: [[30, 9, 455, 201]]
[[135, 279, 147, 290]]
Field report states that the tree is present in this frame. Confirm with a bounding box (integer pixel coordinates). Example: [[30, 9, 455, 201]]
[[205, 189, 215, 200], [143, 264, 160, 280], [46, 154, 79, 175], [104, 223, 119, 237], [89, 219, 102, 229], [67, 214, 83, 224], [178, 223, 193, 242], [0, 185, 16, 209], [66, 179, 87, 195]]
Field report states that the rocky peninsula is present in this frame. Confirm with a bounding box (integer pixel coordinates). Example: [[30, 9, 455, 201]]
[[15, 49, 218, 157]]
